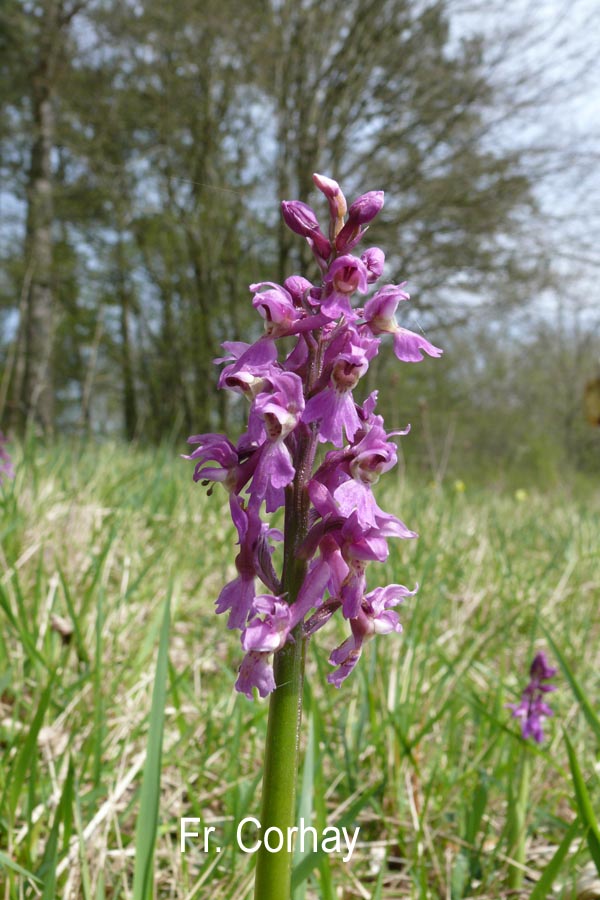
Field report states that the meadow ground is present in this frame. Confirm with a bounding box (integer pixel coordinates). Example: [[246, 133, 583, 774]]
[[1, 441, 599, 899]]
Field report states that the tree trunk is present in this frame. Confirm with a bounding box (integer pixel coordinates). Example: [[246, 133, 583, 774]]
[[117, 234, 138, 441], [19, 1, 62, 436]]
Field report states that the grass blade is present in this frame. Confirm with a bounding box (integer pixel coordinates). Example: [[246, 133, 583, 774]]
[[38, 758, 75, 899], [132, 592, 171, 900], [542, 628, 600, 745], [564, 733, 600, 873], [0, 850, 42, 884], [293, 709, 315, 900], [529, 818, 580, 900], [4, 676, 54, 819]]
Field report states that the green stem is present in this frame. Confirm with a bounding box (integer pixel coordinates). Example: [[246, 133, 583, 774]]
[[253, 319, 322, 900], [253, 435, 315, 900], [507, 747, 531, 890], [253, 629, 306, 900]]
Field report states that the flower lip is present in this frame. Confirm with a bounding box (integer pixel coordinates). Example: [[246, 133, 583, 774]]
[[325, 254, 369, 296]]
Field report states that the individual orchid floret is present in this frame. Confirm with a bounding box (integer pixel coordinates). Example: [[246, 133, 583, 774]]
[[215, 497, 279, 630], [350, 417, 405, 484], [242, 594, 293, 654], [251, 282, 302, 337], [217, 339, 279, 398], [321, 254, 369, 318], [363, 285, 443, 363], [248, 372, 305, 511], [328, 584, 416, 687], [507, 651, 557, 743], [183, 433, 256, 495], [237, 587, 321, 699], [236, 651, 276, 699], [302, 330, 377, 446], [283, 275, 313, 307], [281, 200, 331, 262], [347, 191, 385, 226], [361, 247, 385, 283], [251, 281, 329, 337]]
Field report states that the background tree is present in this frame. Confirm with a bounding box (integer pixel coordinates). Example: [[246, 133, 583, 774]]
[[0, 0, 597, 480]]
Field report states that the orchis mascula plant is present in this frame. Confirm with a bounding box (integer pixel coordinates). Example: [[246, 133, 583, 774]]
[[508, 651, 557, 744], [185, 174, 442, 900], [506, 652, 556, 890]]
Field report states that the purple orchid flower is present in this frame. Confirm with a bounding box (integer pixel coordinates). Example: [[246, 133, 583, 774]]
[[508, 652, 557, 743], [247, 372, 305, 512], [363, 285, 443, 363], [313, 173, 347, 236], [216, 497, 282, 629], [182, 433, 257, 495], [361, 247, 385, 283], [321, 255, 369, 319], [217, 339, 279, 398], [302, 327, 379, 445], [186, 173, 441, 698], [328, 584, 416, 687]]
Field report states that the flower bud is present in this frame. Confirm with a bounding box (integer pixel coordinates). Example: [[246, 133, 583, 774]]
[[347, 191, 384, 226], [281, 200, 331, 259], [335, 191, 385, 252], [313, 172, 347, 221]]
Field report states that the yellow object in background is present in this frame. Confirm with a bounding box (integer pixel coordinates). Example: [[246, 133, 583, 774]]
[[584, 377, 600, 427]]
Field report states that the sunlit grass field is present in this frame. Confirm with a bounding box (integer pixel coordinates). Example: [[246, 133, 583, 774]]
[[1, 441, 599, 899]]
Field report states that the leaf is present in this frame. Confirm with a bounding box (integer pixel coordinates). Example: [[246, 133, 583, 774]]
[[132, 592, 171, 900], [4, 676, 54, 819], [291, 781, 381, 890], [38, 758, 75, 899], [542, 628, 600, 746], [564, 733, 600, 874], [528, 818, 580, 900], [0, 850, 42, 884]]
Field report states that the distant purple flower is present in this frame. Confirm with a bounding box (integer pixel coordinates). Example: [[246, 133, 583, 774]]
[[0, 433, 15, 485], [508, 651, 557, 743]]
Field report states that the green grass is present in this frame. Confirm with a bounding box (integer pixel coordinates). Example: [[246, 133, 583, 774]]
[[1, 440, 599, 898]]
